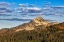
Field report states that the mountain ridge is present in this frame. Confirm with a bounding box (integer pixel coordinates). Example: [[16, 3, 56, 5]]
[[0, 16, 59, 34]]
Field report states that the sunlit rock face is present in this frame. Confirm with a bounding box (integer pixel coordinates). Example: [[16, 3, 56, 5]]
[[14, 16, 59, 31], [31, 16, 58, 26], [0, 16, 59, 33], [30, 16, 48, 26]]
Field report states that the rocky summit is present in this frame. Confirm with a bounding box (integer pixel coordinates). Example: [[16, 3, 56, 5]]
[[0, 16, 59, 34], [12, 16, 59, 31]]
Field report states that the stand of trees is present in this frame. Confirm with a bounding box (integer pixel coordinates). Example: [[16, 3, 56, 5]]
[[0, 25, 64, 42]]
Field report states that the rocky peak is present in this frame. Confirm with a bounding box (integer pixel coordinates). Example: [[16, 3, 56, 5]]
[[0, 16, 60, 34], [29, 16, 50, 26], [33, 16, 45, 22]]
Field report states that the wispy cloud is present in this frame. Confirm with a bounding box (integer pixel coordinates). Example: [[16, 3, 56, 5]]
[[0, 18, 32, 21], [0, 2, 64, 19], [0, 7, 7, 10], [0, 2, 11, 6], [0, 13, 12, 16], [0, 10, 5, 13], [0, 2, 15, 17], [52, 6, 64, 8], [46, 19, 57, 22], [19, 3, 35, 7], [5, 8, 14, 13]]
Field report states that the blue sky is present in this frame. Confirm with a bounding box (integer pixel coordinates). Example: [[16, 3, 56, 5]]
[[0, 0, 64, 28]]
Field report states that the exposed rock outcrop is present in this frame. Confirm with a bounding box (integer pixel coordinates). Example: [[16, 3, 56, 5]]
[[0, 16, 59, 34]]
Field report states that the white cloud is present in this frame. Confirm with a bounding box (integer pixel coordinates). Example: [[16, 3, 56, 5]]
[[0, 18, 32, 21], [27, 7, 41, 10], [52, 6, 64, 8], [0, 10, 5, 13], [0, 7, 7, 10], [6, 8, 14, 13], [19, 3, 35, 7], [0, 2, 64, 17], [0, 2, 11, 7], [19, 4, 28, 7], [43, 8, 50, 10]]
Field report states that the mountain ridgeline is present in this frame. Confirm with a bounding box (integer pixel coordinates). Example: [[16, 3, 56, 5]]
[[10, 16, 59, 31], [0, 16, 59, 34], [0, 16, 64, 42]]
